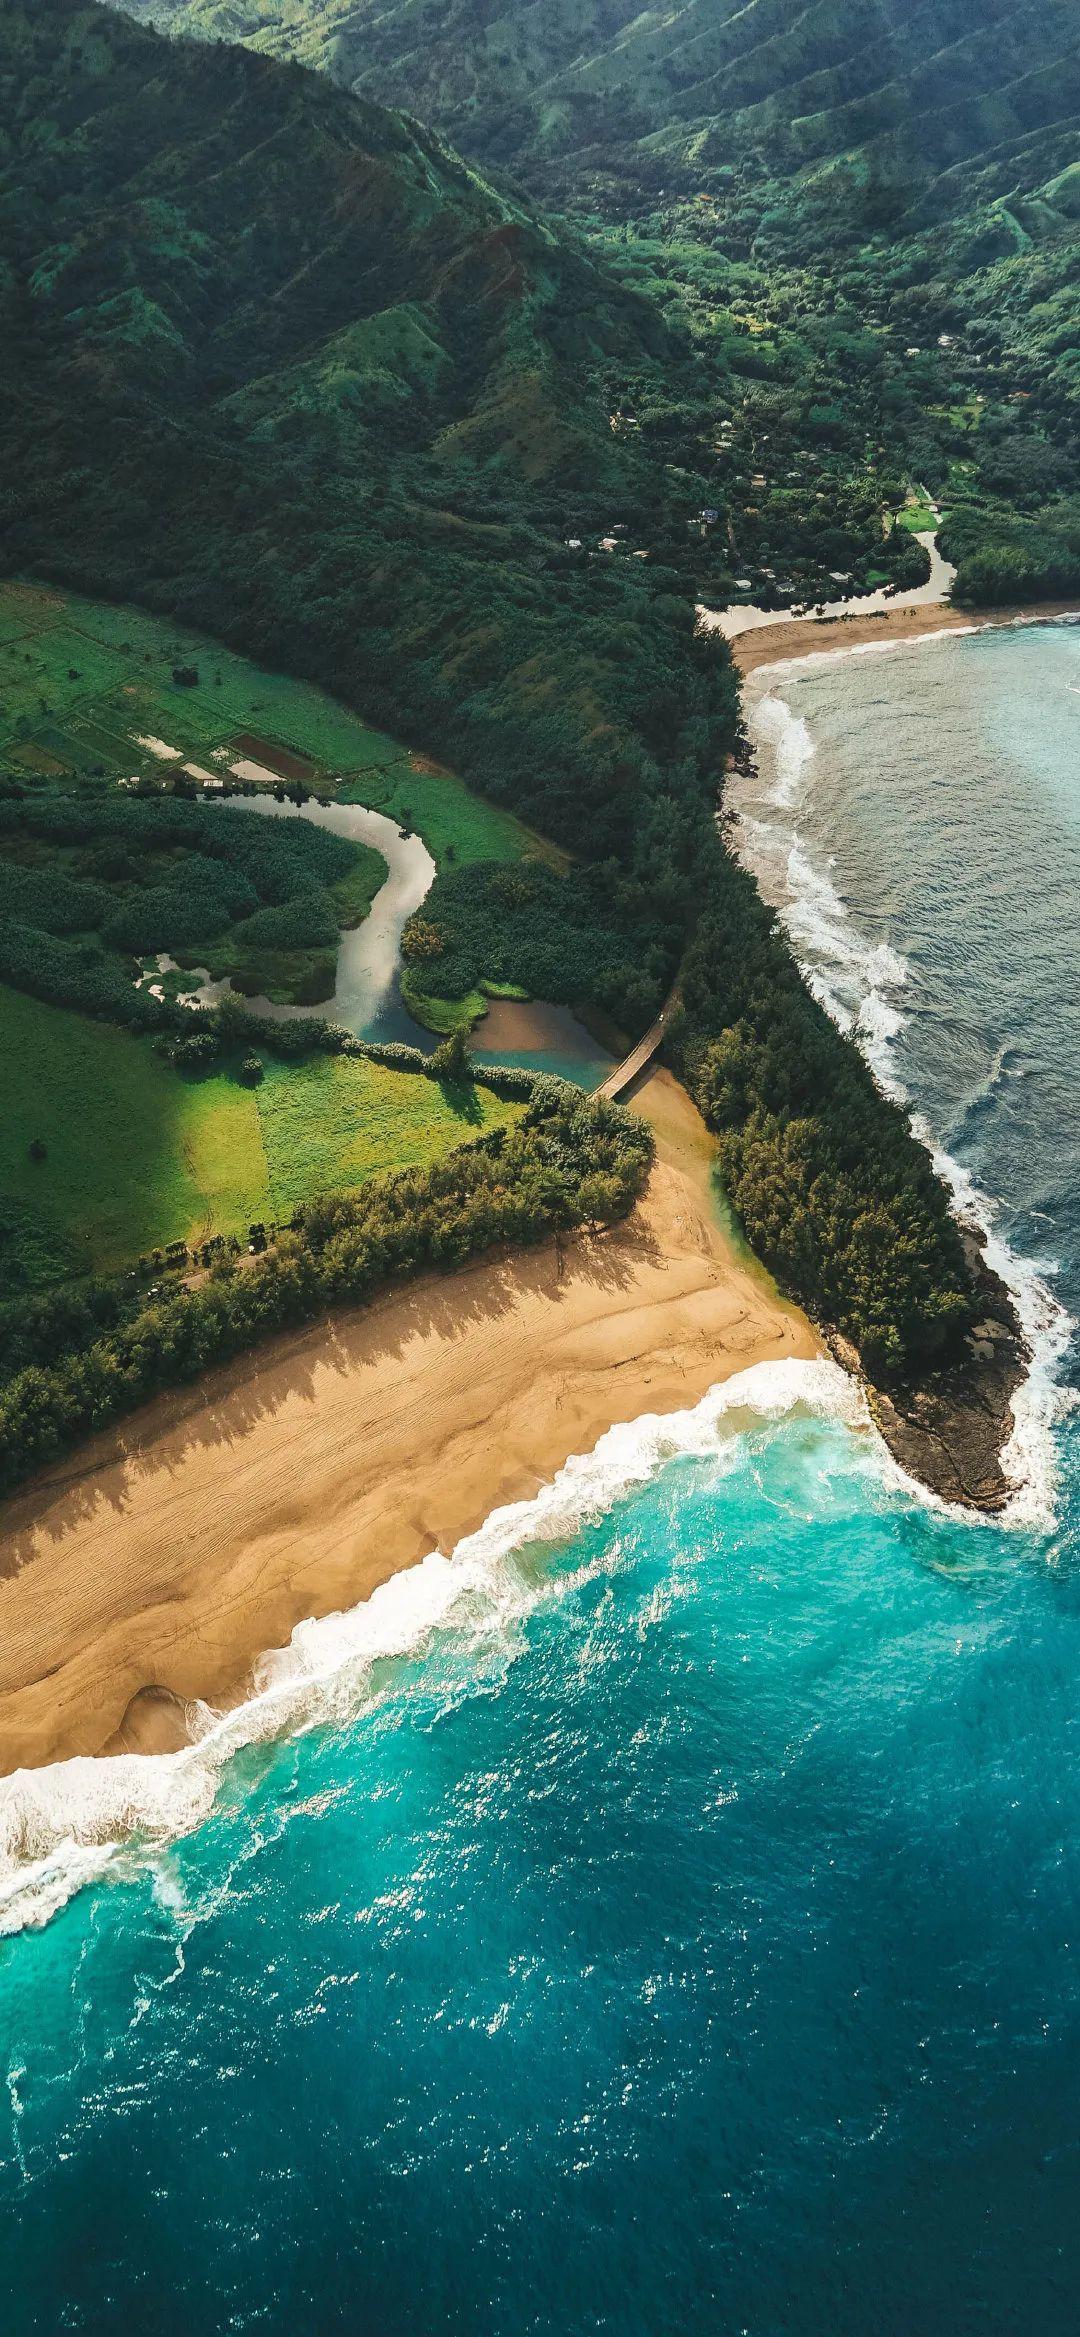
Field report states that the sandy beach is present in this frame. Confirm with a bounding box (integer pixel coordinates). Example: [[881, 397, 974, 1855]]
[[0, 1068, 816, 1776], [728, 596, 1080, 678]]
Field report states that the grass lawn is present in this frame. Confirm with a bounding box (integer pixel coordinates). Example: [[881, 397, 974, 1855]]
[[0, 985, 523, 1287], [0, 986, 271, 1286], [896, 500, 938, 535], [256, 1053, 522, 1219], [338, 762, 559, 869]]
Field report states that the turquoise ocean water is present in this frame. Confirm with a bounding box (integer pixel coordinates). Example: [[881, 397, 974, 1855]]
[[2, 623, 1078, 2333]]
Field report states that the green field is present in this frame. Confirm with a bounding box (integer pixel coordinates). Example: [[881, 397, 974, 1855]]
[[0, 986, 271, 1284], [896, 497, 939, 536], [0, 986, 522, 1288], [257, 1053, 519, 1218], [0, 579, 556, 872]]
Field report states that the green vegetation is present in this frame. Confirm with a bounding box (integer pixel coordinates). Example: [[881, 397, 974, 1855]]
[[896, 498, 938, 537], [403, 859, 673, 1034], [134, 0, 1080, 609], [1, 0, 730, 1007], [0, 581, 408, 788], [0, 580, 543, 874], [0, 0, 1022, 1434], [0, 1079, 653, 1496], [0, 786, 384, 1016], [672, 861, 975, 1378], [338, 764, 556, 873], [0, 984, 523, 1290], [0, 986, 269, 1286], [256, 1053, 520, 1220]]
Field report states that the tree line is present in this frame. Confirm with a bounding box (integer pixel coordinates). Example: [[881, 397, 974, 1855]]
[[0, 1079, 651, 1496]]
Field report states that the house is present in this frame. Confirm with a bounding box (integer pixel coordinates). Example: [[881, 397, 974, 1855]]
[[700, 507, 719, 523], [566, 537, 582, 549]]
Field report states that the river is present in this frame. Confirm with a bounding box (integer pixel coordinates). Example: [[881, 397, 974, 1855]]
[[203, 793, 612, 1082], [3, 627, 1077, 2329]]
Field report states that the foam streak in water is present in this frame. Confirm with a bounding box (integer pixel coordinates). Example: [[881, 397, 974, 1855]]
[[0, 1360, 866, 1938], [735, 679, 1073, 1528]]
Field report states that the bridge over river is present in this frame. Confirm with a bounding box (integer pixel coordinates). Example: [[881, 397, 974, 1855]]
[[597, 998, 675, 1101]]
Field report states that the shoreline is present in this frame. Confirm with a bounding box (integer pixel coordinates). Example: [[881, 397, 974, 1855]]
[[726, 596, 1051, 1510], [0, 1068, 818, 1778], [727, 595, 1080, 678]]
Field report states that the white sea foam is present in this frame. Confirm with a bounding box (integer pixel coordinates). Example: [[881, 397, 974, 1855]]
[[751, 692, 816, 808], [0, 1359, 865, 1939], [735, 684, 1074, 1531], [743, 607, 1080, 689]]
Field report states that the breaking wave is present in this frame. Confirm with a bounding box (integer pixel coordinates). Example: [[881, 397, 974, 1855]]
[[0, 1361, 870, 1938], [734, 685, 1073, 1530]]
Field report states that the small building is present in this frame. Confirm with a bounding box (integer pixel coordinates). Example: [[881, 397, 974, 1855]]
[[700, 507, 719, 524]]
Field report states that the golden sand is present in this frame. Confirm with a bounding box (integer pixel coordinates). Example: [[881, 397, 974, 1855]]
[[0, 1069, 816, 1773]]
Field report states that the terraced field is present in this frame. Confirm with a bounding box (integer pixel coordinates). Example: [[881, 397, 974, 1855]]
[[0, 580, 538, 870]]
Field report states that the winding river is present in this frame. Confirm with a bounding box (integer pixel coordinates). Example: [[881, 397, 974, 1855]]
[[206, 792, 435, 1046], [205, 792, 613, 1082]]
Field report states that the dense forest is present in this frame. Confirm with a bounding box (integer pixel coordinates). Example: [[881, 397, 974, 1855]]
[[0, 790, 384, 1010], [124, 0, 1080, 605], [0, 1076, 652, 1494], [0, 0, 1021, 1409]]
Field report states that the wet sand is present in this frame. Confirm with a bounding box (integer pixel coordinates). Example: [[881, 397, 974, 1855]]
[[0, 1069, 816, 1775], [728, 597, 1080, 678]]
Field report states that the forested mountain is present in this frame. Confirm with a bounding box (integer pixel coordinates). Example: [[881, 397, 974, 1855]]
[[118, 0, 1080, 602], [120, 0, 1080, 237], [1, 0, 733, 918]]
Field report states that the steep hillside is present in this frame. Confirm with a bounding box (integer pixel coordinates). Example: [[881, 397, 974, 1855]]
[[119, 0, 1080, 234], [116, 0, 1080, 599], [2, 0, 736, 930]]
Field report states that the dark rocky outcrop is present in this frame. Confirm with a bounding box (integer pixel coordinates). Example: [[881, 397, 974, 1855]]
[[833, 1232, 1027, 1512]]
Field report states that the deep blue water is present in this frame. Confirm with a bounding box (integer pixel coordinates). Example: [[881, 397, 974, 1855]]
[[1, 624, 1078, 2334]]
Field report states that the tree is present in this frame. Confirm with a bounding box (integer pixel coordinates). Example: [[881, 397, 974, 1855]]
[[431, 1026, 473, 1083]]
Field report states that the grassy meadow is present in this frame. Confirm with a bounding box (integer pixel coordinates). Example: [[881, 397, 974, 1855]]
[[0, 986, 522, 1289], [0, 580, 552, 873]]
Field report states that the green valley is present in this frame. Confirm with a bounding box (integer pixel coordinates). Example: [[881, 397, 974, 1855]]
[[122, 0, 1080, 605], [0, 0, 1040, 1496]]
